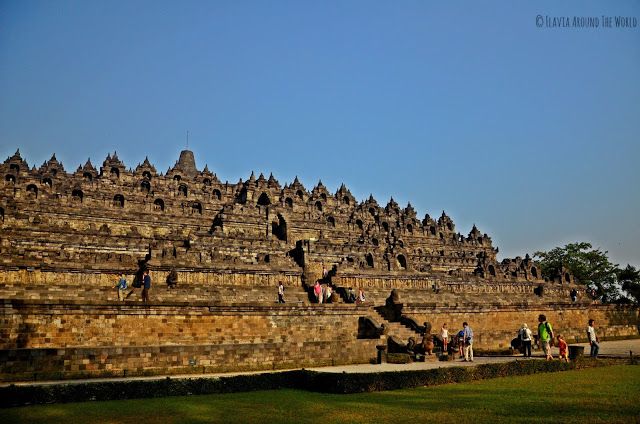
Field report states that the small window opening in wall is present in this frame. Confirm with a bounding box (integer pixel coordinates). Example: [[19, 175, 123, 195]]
[[140, 181, 151, 193], [285, 197, 293, 208], [178, 184, 188, 197], [356, 219, 363, 230], [83, 172, 93, 182], [110, 167, 120, 178], [488, 265, 496, 277], [142, 171, 152, 180], [154, 198, 165, 211], [257, 192, 271, 206], [72, 189, 83, 203], [113, 194, 125, 208], [296, 189, 304, 200], [397, 254, 407, 270], [173, 174, 182, 181], [213, 189, 222, 200], [327, 216, 335, 227], [5, 174, 16, 184], [320, 193, 327, 201], [343, 196, 350, 205], [26, 184, 38, 198], [315, 201, 322, 212], [365, 253, 374, 268]]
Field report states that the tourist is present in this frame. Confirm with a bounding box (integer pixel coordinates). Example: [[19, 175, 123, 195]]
[[347, 287, 356, 303], [519, 323, 533, 357], [537, 314, 554, 360], [277, 281, 285, 303], [457, 329, 465, 358], [125, 270, 143, 299], [357, 288, 366, 304], [440, 323, 449, 353], [557, 334, 569, 362], [588, 319, 599, 358], [141, 268, 151, 303], [313, 281, 322, 303], [325, 285, 332, 303], [166, 268, 178, 289], [570, 288, 578, 302], [462, 322, 473, 362], [115, 273, 127, 301]]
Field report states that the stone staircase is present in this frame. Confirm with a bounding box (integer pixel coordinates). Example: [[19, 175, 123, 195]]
[[373, 308, 422, 344], [380, 320, 421, 343]]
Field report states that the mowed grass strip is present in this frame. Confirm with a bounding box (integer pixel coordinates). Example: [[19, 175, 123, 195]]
[[1, 365, 638, 424]]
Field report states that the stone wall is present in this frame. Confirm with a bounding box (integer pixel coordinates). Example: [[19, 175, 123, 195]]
[[403, 303, 639, 348], [0, 268, 302, 289], [0, 300, 379, 381]]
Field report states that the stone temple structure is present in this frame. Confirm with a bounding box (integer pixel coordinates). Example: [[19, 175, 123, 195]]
[[0, 149, 637, 380]]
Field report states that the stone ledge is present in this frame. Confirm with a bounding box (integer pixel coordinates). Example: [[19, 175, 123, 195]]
[[0, 298, 375, 315]]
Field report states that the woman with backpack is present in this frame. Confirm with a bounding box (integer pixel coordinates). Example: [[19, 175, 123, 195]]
[[519, 323, 532, 357]]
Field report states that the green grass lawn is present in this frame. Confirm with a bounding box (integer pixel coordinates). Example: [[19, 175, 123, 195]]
[[2, 365, 639, 424]]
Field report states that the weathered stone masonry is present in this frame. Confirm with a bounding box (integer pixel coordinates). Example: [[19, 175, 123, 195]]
[[0, 149, 637, 380]]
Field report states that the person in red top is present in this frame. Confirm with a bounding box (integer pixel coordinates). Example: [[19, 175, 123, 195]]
[[557, 334, 569, 362], [313, 281, 322, 303]]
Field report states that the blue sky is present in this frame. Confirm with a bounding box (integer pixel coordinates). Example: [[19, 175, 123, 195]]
[[1, 1, 639, 267]]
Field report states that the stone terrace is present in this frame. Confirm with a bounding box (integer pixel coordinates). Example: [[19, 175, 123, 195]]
[[0, 148, 637, 381]]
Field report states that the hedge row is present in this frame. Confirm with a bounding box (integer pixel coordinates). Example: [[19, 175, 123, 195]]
[[0, 358, 629, 408]]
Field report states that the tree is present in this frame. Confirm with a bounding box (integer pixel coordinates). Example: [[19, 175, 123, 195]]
[[617, 264, 640, 305], [534, 242, 621, 303]]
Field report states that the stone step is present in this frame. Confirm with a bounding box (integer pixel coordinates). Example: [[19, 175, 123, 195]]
[[382, 322, 420, 343]]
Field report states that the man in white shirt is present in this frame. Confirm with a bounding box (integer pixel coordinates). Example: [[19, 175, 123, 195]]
[[587, 319, 599, 358]]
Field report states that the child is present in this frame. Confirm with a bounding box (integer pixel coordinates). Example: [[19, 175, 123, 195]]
[[557, 334, 569, 362]]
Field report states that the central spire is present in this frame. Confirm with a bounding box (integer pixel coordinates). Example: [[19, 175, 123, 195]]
[[176, 149, 198, 177]]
